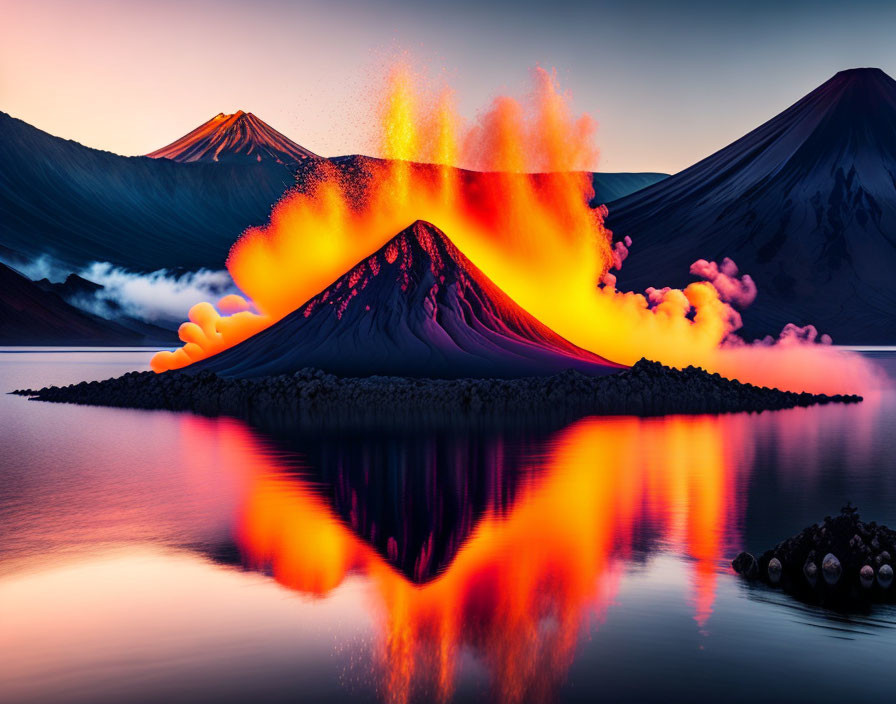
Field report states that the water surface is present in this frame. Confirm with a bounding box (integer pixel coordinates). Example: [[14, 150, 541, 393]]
[[1, 350, 895, 703]]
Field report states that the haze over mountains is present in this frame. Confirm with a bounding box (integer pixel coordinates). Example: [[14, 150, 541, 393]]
[[191, 220, 623, 379], [607, 67, 896, 343]]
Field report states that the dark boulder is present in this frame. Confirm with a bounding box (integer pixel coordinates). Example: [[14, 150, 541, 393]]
[[733, 504, 896, 610], [732, 552, 759, 579]]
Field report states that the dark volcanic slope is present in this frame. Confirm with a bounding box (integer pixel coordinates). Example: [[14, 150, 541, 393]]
[[607, 68, 896, 343], [0, 111, 300, 271], [0, 261, 163, 345], [191, 220, 624, 379], [146, 111, 318, 164], [591, 171, 668, 205]]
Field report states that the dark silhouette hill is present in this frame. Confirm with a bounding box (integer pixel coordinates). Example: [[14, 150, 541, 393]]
[[606, 68, 896, 343], [591, 171, 667, 205], [0, 261, 172, 345]]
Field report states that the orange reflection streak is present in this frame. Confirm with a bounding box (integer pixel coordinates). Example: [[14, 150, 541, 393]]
[[186, 413, 747, 704]]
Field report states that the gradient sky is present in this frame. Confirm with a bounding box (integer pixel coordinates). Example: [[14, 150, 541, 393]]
[[2, 0, 895, 173]]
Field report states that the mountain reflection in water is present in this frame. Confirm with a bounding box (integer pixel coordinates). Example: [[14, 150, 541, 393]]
[[183, 413, 750, 704]]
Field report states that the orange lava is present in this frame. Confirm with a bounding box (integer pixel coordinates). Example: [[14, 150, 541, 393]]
[[208, 415, 746, 703]]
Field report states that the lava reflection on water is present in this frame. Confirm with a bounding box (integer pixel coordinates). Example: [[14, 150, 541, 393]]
[[185, 412, 749, 704]]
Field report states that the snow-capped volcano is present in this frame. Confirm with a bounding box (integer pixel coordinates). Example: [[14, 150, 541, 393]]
[[147, 110, 318, 164]]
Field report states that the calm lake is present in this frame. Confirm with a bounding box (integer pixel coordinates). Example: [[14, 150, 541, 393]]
[[2, 349, 896, 704]]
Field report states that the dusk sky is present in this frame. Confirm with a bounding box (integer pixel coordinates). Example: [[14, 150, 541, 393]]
[[3, 0, 895, 173]]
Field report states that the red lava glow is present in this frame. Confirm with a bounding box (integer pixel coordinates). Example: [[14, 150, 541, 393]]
[[151, 61, 879, 394], [211, 416, 746, 704]]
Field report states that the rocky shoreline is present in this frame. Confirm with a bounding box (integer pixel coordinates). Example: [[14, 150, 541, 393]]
[[733, 505, 895, 609], [12, 358, 861, 425]]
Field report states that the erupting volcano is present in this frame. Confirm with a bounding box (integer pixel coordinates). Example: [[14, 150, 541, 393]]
[[146, 110, 318, 165], [189, 220, 622, 379], [149, 63, 879, 395]]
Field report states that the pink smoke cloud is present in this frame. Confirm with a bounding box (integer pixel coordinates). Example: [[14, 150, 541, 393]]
[[601, 236, 632, 287], [598, 235, 882, 393], [612, 235, 632, 270], [690, 257, 757, 309]]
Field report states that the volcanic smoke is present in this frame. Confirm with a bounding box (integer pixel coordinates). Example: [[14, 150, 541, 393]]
[[151, 62, 878, 394]]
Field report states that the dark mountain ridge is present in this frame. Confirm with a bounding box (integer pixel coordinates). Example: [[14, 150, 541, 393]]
[[0, 111, 297, 271], [606, 67, 896, 342], [0, 112, 663, 275]]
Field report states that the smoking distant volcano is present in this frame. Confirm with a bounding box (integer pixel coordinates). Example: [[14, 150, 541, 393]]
[[147, 111, 318, 164], [607, 67, 896, 343], [190, 220, 623, 379]]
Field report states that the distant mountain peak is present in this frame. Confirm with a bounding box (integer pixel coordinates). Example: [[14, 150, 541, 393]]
[[819, 66, 896, 98], [146, 111, 317, 165], [832, 66, 888, 80]]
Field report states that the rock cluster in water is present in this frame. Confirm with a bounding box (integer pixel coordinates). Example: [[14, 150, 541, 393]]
[[12, 358, 860, 425], [733, 505, 896, 609]]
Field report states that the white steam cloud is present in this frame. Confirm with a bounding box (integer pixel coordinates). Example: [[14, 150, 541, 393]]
[[78, 263, 239, 324], [0, 250, 244, 326]]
